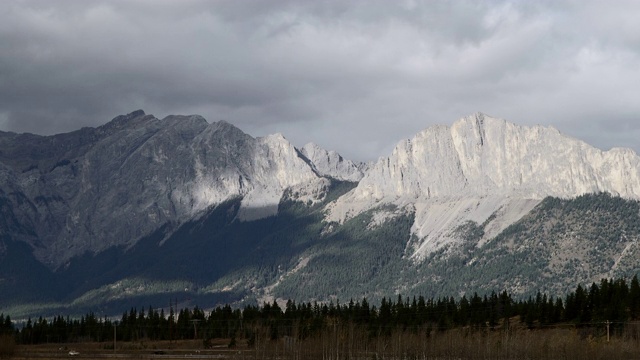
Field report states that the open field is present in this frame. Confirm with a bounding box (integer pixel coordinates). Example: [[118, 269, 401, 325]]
[[7, 327, 640, 360], [11, 339, 245, 359]]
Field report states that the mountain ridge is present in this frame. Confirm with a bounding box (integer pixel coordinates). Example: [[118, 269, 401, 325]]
[[0, 110, 363, 268], [326, 112, 640, 259], [2, 110, 640, 316]]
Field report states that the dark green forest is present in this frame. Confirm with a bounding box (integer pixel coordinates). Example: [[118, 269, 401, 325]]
[[410, 193, 640, 298], [5, 275, 640, 345]]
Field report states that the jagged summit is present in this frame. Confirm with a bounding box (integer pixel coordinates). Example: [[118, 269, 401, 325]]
[[101, 111, 213, 135], [114, 109, 146, 122], [99, 109, 152, 131], [209, 119, 242, 132], [300, 142, 364, 182]]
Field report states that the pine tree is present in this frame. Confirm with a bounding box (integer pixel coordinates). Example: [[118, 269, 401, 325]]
[[630, 275, 640, 320]]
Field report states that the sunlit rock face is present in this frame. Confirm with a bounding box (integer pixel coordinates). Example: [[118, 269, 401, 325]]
[[327, 113, 640, 259], [3, 110, 640, 270], [300, 142, 364, 182], [0, 111, 324, 267]]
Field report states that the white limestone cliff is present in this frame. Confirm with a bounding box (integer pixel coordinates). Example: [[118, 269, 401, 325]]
[[236, 134, 321, 221], [326, 113, 640, 260]]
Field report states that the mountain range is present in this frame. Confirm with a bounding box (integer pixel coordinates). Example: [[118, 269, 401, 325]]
[[1, 110, 639, 317]]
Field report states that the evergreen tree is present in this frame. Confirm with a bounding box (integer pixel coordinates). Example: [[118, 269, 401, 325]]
[[630, 275, 640, 319]]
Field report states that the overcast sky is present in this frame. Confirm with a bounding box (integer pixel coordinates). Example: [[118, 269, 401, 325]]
[[2, 0, 640, 161]]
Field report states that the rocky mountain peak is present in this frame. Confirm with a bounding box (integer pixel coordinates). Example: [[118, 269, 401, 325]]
[[99, 109, 150, 131], [208, 119, 243, 134], [300, 142, 364, 182], [0, 110, 337, 267], [327, 113, 640, 260], [161, 114, 208, 128]]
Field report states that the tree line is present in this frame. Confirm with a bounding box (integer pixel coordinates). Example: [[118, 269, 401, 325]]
[[5, 275, 640, 345]]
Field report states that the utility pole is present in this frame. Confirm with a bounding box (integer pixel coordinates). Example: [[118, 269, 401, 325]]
[[113, 322, 117, 353], [606, 320, 610, 342], [335, 319, 339, 360], [169, 299, 174, 343], [190, 319, 201, 339]]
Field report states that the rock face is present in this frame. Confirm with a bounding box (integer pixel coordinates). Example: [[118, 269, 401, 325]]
[[4, 110, 640, 307], [327, 113, 640, 259], [4, 110, 640, 315], [300, 143, 364, 182], [0, 111, 327, 267]]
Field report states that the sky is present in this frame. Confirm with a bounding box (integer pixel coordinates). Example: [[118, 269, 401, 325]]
[[1, 0, 640, 161]]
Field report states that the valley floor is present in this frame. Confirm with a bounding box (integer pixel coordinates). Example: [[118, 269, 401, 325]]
[[7, 327, 640, 360]]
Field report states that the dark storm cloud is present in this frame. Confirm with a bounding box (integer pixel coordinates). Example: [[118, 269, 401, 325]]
[[1, 0, 640, 160]]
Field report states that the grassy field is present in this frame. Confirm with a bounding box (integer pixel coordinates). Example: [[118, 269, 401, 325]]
[[10, 338, 242, 359], [5, 326, 640, 360]]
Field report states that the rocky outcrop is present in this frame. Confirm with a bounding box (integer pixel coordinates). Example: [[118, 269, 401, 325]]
[[300, 142, 364, 182]]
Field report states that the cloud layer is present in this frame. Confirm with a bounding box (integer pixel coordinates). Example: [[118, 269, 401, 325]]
[[2, 0, 640, 160]]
